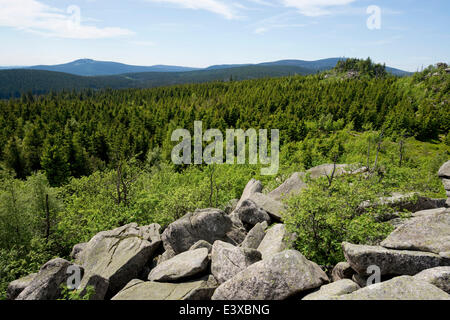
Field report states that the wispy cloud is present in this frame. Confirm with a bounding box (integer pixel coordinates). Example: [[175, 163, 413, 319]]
[[145, 0, 238, 19], [0, 0, 133, 39], [251, 11, 308, 34], [281, 0, 358, 16]]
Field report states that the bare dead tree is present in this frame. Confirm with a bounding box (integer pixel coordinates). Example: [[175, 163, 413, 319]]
[[113, 158, 141, 207], [373, 130, 384, 173], [326, 157, 338, 187], [399, 139, 404, 167]]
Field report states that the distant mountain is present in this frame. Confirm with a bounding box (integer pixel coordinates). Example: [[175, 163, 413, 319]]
[[0, 58, 411, 77], [24, 59, 199, 76], [0, 65, 314, 99]]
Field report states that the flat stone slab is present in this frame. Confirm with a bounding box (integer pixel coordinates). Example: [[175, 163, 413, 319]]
[[342, 242, 449, 276], [381, 209, 450, 254], [112, 276, 218, 300], [148, 248, 210, 282]]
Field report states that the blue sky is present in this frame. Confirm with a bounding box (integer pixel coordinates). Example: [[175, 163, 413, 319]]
[[0, 0, 449, 71]]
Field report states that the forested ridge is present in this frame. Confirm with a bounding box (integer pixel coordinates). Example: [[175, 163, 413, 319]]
[[0, 60, 448, 299]]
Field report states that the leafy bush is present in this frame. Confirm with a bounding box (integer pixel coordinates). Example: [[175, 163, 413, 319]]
[[59, 285, 95, 301], [283, 175, 394, 266]]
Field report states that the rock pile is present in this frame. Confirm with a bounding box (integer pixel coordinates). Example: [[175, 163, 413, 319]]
[[7, 162, 450, 300]]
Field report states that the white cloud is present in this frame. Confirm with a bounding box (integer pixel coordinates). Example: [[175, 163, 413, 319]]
[[0, 0, 134, 39], [146, 0, 237, 19], [281, 0, 358, 16]]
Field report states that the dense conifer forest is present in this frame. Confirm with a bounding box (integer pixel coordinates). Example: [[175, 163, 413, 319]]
[[0, 60, 448, 298]]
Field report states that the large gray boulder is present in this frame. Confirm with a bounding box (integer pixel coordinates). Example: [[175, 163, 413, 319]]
[[241, 222, 266, 249], [302, 279, 360, 300], [268, 172, 307, 201], [247, 193, 285, 221], [335, 276, 450, 300], [413, 267, 450, 293], [235, 179, 263, 209], [148, 248, 210, 282], [212, 250, 328, 300], [7, 273, 37, 300], [257, 224, 296, 260], [211, 241, 261, 284], [76, 223, 162, 296], [161, 208, 237, 254], [342, 242, 449, 276], [381, 209, 450, 254], [234, 199, 271, 227], [111, 276, 218, 300], [388, 207, 447, 229], [16, 258, 79, 300]]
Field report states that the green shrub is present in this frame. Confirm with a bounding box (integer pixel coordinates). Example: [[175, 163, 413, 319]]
[[283, 175, 394, 266]]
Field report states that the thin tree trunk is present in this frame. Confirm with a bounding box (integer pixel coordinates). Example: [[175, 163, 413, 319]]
[[45, 194, 50, 242], [399, 140, 404, 167]]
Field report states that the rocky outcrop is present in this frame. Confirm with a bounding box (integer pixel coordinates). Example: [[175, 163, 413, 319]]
[[268, 172, 307, 201], [241, 222, 266, 249], [76, 223, 162, 297], [257, 224, 296, 260], [112, 276, 218, 300], [335, 276, 450, 300], [381, 209, 450, 254], [413, 267, 450, 293], [161, 208, 237, 254], [16, 258, 79, 300], [302, 279, 360, 300], [212, 250, 328, 300], [6, 273, 37, 300], [148, 248, 210, 282], [211, 241, 261, 284], [342, 242, 449, 276]]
